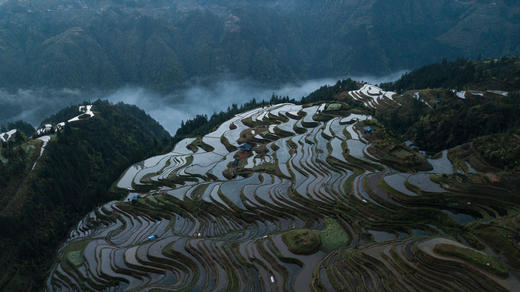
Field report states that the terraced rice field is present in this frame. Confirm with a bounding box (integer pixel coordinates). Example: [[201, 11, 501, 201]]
[[47, 94, 520, 291], [347, 84, 397, 109]]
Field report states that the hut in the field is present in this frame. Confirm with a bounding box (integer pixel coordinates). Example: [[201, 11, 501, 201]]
[[238, 143, 253, 159]]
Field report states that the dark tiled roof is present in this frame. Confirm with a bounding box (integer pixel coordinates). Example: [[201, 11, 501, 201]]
[[238, 143, 252, 150]]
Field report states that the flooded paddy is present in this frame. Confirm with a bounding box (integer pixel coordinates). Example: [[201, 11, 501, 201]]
[[48, 100, 520, 292]]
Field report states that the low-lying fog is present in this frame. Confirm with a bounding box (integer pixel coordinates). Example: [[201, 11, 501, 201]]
[[0, 71, 405, 134]]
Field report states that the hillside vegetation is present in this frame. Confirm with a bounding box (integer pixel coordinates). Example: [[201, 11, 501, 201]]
[[1, 0, 519, 89], [381, 57, 520, 92], [376, 57, 520, 153], [0, 100, 171, 290]]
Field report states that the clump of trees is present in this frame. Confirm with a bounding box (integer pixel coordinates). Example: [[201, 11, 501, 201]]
[[474, 129, 520, 172], [1, 121, 35, 137], [301, 78, 358, 104], [174, 95, 294, 143], [0, 145, 30, 191]]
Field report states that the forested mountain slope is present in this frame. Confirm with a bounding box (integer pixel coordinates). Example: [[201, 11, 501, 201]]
[[377, 57, 520, 153], [381, 57, 520, 92], [0, 0, 519, 90], [0, 100, 171, 290]]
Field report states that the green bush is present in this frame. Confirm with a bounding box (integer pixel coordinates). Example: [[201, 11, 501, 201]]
[[434, 243, 509, 277], [319, 218, 351, 252], [282, 229, 321, 255]]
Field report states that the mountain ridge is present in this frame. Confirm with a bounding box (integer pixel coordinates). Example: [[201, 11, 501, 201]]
[[1, 0, 519, 90]]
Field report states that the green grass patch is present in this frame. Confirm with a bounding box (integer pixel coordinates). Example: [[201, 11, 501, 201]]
[[252, 162, 288, 179], [434, 243, 509, 277], [62, 239, 91, 268], [282, 229, 321, 255], [472, 223, 520, 269], [187, 137, 215, 152], [66, 251, 83, 267], [318, 218, 351, 252], [220, 135, 237, 152], [326, 103, 342, 111]]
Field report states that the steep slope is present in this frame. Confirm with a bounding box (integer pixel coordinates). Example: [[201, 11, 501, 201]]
[[0, 100, 171, 291], [0, 0, 519, 89], [46, 82, 520, 291], [377, 57, 520, 152], [381, 57, 520, 92]]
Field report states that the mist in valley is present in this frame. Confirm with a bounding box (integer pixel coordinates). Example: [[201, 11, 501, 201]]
[[0, 71, 405, 135]]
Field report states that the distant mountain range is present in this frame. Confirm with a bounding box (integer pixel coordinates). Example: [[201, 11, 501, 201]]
[[0, 0, 519, 90]]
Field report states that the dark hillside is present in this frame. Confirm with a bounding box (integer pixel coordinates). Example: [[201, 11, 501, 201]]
[[0, 100, 171, 291], [377, 58, 520, 153], [381, 57, 520, 92], [0, 0, 519, 90]]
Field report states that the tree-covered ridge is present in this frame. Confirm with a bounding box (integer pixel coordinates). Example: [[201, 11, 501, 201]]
[[0, 120, 35, 137], [381, 57, 520, 92], [473, 129, 520, 172], [173, 68, 520, 158], [375, 89, 520, 153], [367, 57, 520, 155], [173, 78, 359, 142], [0, 100, 171, 291], [173, 95, 295, 144], [1, 0, 519, 90]]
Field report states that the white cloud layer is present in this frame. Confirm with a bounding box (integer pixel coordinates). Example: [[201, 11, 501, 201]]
[[0, 72, 405, 134]]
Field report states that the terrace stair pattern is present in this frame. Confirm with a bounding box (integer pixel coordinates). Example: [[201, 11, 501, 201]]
[[47, 95, 519, 291]]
